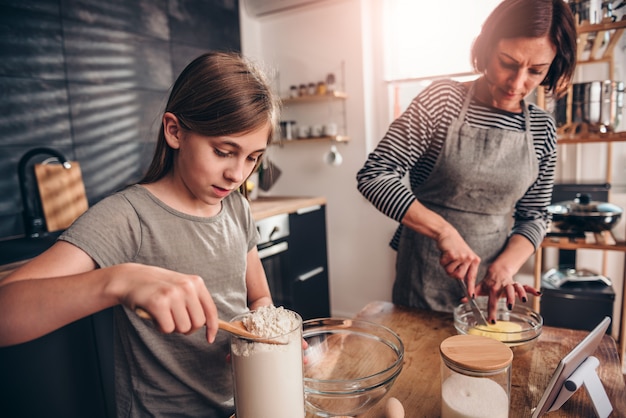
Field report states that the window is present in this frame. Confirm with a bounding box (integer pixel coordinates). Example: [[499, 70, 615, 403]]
[[383, 0, 502, 118]]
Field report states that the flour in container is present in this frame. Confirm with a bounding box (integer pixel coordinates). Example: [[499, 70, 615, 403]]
[[230, 305, 305, 418]]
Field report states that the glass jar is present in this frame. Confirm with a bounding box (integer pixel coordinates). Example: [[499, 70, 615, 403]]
[[230, 308, 305, 418], [440, 334, 513, 418]]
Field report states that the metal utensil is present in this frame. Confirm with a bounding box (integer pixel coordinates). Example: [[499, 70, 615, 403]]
[[458, 280, 489, 326], [134, 307, 287, 345]]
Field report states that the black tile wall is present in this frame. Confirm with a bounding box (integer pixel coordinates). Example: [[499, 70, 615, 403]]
[[0, 0, 241, 240]]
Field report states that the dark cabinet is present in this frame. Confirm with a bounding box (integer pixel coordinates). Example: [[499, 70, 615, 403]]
[[0, 308, 115, 418], [287, 204, 331, 320]]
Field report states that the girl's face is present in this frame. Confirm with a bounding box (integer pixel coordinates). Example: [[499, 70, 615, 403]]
[[164, 113, 269, 215], [481, 36, 556, 112]]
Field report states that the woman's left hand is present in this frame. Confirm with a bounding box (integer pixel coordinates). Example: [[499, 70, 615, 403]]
[[476, 263, 540, 323]]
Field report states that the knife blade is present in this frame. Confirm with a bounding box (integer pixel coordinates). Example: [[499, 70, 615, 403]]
[[458, 280, 489, 326]]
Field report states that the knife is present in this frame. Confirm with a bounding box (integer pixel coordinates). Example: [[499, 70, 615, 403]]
[[458, 280, 489, 326]]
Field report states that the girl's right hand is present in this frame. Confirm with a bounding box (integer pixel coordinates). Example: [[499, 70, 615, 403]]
[[111, 263, 219, 343]]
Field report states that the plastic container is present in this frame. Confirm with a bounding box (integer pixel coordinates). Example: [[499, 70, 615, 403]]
[[440, 335, 513, 418]]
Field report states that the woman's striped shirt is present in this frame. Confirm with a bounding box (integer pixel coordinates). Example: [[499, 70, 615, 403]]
[[356, 79, 556, 250]]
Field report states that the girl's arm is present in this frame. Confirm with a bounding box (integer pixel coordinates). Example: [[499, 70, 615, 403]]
[[0, 241, 219, 347]]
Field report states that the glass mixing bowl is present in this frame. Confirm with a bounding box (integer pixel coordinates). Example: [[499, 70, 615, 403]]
[[454, 298, 543, 353], [302, 318, 404, 417]]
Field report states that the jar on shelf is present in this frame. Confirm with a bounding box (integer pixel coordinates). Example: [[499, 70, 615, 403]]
[[307, 82, 316, 95], [316, 81, 327, 95], [326, 73, 336, 93], [289, 85, 298, 99], [440, 334, 513, 418]]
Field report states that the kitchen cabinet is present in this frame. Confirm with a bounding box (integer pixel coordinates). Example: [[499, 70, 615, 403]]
[[252, 197, 331, 320], [533, 17, 626, 362], [0, 309, 114, 418], [287, 204, 331, 320]]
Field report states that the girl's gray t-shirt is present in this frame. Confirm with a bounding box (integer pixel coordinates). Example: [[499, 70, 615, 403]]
[[60, 184, 259, 418]]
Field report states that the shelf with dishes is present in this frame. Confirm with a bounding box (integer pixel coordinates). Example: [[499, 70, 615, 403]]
[[532, 10, 626, 364], [276, 90, 349, 144]]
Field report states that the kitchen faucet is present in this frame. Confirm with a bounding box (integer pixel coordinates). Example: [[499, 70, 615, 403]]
[[18, 147, 72, 238]]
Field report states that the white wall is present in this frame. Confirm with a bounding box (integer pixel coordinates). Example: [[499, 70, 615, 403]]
[[240, 0, 626, 334], [240, 0, 397, 317]]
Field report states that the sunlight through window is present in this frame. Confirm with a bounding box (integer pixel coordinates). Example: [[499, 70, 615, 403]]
[[383, 0, 502, 81]]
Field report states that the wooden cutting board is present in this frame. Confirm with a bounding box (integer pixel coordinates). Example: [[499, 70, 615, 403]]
[[34, 162, 89, 232]]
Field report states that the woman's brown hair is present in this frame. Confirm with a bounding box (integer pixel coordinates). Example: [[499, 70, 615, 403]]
[[471, 0, 577, 98], [141, 52, 280, 188]]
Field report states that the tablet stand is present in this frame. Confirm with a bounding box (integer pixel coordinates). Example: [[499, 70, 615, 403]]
[[548, 356, 613, 418]]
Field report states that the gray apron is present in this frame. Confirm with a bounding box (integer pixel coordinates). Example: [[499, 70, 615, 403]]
[[393, 81, 539, 312]]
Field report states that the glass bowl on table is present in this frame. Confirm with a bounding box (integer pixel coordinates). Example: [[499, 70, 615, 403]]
[[302, 318, 405, 417], [454, 298, 543, 353]]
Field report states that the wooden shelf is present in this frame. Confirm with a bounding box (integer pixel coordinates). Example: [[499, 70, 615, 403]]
[[281, 91, 347, 105], [272, 135, 350, 146], [557, 130, 626, 144], [541, 234, 626, 252], [575, 16, 626, 63], [534, 13, 626, 367]]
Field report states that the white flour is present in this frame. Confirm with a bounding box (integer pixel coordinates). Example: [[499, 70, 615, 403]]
[[230, 306, 305, 418]]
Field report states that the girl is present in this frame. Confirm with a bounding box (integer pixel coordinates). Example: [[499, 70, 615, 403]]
[[0, 51, 280, 417]]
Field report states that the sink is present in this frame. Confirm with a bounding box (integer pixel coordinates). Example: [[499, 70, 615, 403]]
[[0, 232, 62, 265]]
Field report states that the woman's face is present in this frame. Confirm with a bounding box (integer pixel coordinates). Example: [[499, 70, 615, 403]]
[[164, 113, 269, 216], [482, 36, 556, 112]]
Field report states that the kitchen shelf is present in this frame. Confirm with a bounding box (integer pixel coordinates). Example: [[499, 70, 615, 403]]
[[533, 15, 626, 366], [272, 134, 350, 146], [575, 16, 626, 64], [557, 129, 626, 143], [276, 62, 349, 146], [281, 90, 348, 105]]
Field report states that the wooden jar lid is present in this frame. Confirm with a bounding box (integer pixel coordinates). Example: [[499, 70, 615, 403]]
[[440, 335, 513, 372]]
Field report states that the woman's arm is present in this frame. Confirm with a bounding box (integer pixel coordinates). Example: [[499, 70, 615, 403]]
[[401, 200, 481, 292]]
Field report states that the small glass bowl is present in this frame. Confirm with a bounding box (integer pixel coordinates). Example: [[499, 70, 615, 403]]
[[454, 299, 543, 353], [302, 318, 404, 417]]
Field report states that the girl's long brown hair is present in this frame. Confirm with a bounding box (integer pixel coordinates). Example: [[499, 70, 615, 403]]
[[141, 52, 280, 192]]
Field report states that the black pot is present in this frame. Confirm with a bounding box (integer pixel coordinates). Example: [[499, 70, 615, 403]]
[[548, 193, 623, 233]]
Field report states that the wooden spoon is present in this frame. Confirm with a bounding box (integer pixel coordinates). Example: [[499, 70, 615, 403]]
[[134, 307, 286, 345]]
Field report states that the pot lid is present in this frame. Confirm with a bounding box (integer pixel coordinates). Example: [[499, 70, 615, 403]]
[[548, 193, 624, 216]]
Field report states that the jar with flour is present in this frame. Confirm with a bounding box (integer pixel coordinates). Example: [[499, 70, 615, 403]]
[[230, 306, 305, 418]]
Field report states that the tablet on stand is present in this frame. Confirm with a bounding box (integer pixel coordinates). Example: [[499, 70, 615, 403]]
[[531, 316, 612, 418]]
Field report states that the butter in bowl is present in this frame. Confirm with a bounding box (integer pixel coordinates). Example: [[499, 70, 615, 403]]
[[453, 298, 543, 353]]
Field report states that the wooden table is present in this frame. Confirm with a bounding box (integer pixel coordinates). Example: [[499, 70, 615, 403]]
[[347, 301, 626, 418]]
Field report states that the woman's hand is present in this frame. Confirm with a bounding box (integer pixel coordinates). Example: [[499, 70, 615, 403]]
[[476, 261, 540, 323], [474, 235, 541, 322], [111, 263, 219, 343], [436, 228, 481, 294]]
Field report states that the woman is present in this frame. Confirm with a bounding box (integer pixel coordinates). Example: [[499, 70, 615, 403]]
[[357, 0, 577, 322], [0, 52, 279, 417]]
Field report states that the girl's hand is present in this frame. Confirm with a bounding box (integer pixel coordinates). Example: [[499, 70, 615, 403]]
[[111, 263, 219, 342]]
